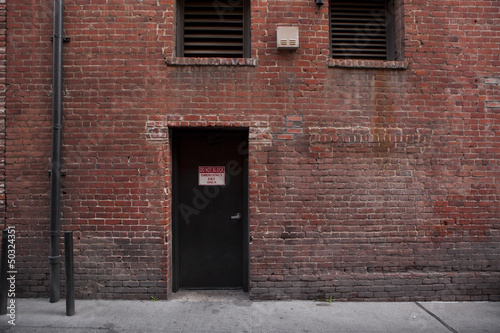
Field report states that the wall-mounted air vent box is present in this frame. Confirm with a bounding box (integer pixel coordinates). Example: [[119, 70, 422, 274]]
[[277, 26, 299, 50]]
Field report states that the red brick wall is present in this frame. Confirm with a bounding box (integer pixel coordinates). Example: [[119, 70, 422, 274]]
[[6, 0, 500, 300], [0, 0, 4, 228]]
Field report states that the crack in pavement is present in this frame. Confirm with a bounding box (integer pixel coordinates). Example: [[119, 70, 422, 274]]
[[415, 302, 458, 333]]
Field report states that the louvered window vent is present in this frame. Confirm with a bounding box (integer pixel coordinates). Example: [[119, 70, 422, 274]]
[[180, 0, 249, 58], [330, 0, 393, 60]]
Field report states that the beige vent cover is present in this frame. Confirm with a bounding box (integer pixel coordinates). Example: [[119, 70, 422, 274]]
[[277, 26, 299, 50]]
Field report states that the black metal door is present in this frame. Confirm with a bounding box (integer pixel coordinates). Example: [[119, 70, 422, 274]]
[[172, 129, 248, 290]]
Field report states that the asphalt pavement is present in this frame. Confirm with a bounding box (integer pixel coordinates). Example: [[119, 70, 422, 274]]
[[0, 291, 499, 332]]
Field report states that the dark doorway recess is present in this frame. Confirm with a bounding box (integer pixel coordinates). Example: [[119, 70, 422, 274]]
[[171, 128, 249, 291]]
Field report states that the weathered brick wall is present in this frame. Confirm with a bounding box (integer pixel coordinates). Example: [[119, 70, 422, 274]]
[[0, 0, 5, 228], [6, 0, 499, 300]]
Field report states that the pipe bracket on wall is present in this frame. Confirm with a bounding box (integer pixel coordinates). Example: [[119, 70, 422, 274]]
[[50, 36, 70, 42]]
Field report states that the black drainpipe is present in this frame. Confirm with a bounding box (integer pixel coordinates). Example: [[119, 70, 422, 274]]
[[49, 0, 64, 303]]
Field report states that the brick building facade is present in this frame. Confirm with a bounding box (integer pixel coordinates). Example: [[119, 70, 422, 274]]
[[4, 0, 500, 300]]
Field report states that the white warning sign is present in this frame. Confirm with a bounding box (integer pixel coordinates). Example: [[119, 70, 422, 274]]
[[198, 166, 225, 186]]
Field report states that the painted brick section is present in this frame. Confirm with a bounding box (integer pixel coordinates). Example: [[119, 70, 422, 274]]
[[6, 0, 500, 301]]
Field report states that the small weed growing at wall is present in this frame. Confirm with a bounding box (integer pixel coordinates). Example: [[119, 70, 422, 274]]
[[317, 295, 336, 303]]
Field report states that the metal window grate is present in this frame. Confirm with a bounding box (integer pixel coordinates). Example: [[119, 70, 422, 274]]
[[182, 0, 245, 58], [330, 0, 389, 60]]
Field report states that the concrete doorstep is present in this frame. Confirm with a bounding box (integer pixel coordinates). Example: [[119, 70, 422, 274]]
[[0, 291, 499, 333]]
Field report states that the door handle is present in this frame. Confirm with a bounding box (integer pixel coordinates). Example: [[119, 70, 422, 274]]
[[230, 213, 242, 221]]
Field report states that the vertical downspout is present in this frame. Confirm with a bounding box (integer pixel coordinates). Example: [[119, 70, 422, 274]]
[[49, 0, 64, 303]]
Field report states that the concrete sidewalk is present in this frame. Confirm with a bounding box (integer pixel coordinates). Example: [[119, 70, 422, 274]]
[[0, 291, 499, 332]]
